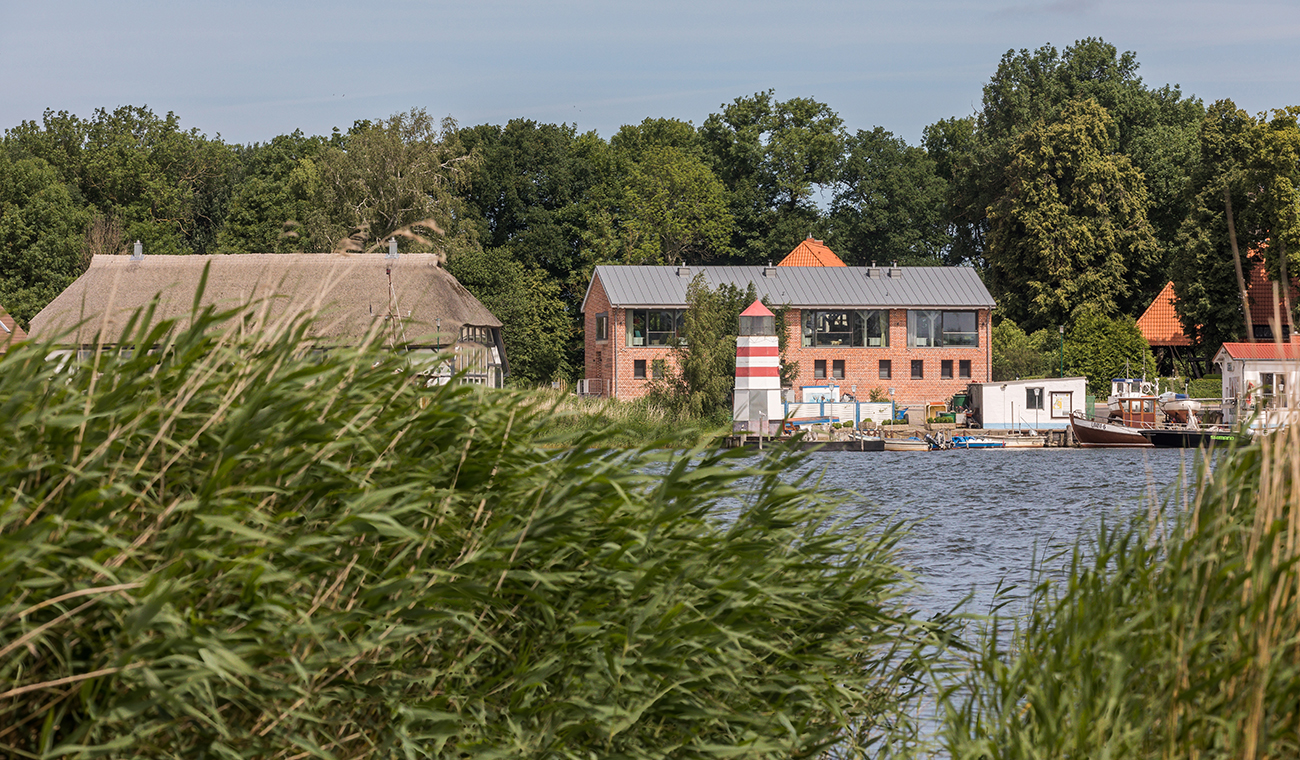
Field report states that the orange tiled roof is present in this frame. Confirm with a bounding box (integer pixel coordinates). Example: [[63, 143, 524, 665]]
[[1, 305, 27, 353], [1246, 259, 1298, 330], [1137, 282, 1191, 346], [777, 237, 846, 267]]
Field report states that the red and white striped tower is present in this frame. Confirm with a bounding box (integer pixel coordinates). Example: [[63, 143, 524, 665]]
[[734, 300, 782, 434]]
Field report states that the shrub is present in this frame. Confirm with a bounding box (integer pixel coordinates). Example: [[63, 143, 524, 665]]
[[0, 305, 943, 758]]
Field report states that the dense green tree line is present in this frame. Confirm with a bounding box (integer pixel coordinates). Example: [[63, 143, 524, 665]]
[[4, 38, 1297, 385]]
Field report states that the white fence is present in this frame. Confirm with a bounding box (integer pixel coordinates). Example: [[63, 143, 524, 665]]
[[782, 401, 895, 427]]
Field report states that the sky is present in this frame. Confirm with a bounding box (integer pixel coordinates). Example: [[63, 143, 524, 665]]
[[3, 0, 1299, 146]]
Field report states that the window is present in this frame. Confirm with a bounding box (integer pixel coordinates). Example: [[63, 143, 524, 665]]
[[627, 309, 685, 346], [941, 359, 953, 379], [907, 310, 979, 347], [879, 359, 891, 379], [832, 359, 845, 380], [959, 359, 971, 379], [651, 359, 666, 379], [801, 310, 889, 347], [1026, 387, 1044, 410], [911, 360, 923, 379], [634, 359, 647, 379], [594, 313, 608, 342], [814, 359, 827, 379]]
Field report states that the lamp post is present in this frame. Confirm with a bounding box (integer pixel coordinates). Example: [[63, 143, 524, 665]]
[[1058, 325, 1065, 378]]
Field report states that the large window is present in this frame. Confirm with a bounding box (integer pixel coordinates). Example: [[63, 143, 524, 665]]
[[594, 313, 608, 342], [802, 310, 889, 347], [907, 310, 979, 347], [627, 309, 685, 346]]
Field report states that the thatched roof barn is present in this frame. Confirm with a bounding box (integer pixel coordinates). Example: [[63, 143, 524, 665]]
[[28, 253, 507, 383]]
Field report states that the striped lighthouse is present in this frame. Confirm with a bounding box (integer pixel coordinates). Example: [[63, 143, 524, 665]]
[[734, 300, 782, 435]]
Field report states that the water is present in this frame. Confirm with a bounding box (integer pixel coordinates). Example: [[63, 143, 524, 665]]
[[789, 447, 1206, 618]]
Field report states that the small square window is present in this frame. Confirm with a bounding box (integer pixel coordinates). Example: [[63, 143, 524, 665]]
[[941, 359, 953, 380], [911, 359, 924, 379], [879, 359, 891, 380], [832, 359, 845, 380], [651, 359, 666, 379], [814, 359, 827, 380], [1027, 387, 1044, 410], [634, 359, 646, 379], [959, 359, 971, 379]]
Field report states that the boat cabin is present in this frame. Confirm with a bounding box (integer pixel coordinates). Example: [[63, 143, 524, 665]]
[[1111, 396, 1158, 428]]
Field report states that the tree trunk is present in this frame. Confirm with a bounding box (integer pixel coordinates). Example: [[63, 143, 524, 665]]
[[1225, 185, 1254, 341]]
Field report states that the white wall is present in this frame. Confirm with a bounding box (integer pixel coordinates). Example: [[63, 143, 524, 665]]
[[970, 377, 1087, 430]]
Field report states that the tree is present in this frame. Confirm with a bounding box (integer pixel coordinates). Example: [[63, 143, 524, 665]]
[[0, 153, 92, 327], [216, 130, 331, 253], [651, 275, 756, 418], [621, 146, 734, 264], [1063, 311, 1157, 394], [932, 39, 1202, 302], [1172, 100, 1261, 354], [830, 127, 949, 265], [5, 106, 236, 256], [986, 98, 1158, 331], [701, 92, 844, 262], [1250, 107, 1300, 329], [445, 247, 572, 386], [991, 319, 1048, 381], [306, 109, 478, 255]]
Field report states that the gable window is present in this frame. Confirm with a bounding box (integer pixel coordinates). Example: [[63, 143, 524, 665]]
[[1026, 387, 1044, 410], [907, 310, 979, 347], [633, 359, 647, 379], [941, 359, 953, 379], [594, 313, 609, 342], [801, 310, 889, 347], [911, 360, 923, 379], [879, 359, 891, 379], [814, 359, 827, 379], [627, 309, 685, 346]]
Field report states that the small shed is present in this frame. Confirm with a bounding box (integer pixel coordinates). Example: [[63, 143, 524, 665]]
[[968, 377, 1088, 430]]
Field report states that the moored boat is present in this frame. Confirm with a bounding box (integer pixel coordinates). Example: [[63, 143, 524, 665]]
[[1070, 411, 1153, 448], [883, 437, 931, 452], [951, 435, 1006, 449]]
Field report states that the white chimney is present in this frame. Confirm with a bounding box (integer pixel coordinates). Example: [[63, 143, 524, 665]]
[[131, 240, 143, 261]]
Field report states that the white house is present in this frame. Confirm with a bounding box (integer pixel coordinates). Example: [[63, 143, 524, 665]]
[[1214, 342, 1300, 417], [968, 377, 1088, 430]]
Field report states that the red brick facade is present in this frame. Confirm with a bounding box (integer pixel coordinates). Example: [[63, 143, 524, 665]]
[[582, 274, 992, 411]]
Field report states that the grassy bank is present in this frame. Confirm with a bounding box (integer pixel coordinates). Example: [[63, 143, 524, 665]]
[[0, 309, 944, 759], [526, 387, 733, 448]]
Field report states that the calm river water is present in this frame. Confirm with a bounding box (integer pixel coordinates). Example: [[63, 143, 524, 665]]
[[785, 447, 1208, 617]]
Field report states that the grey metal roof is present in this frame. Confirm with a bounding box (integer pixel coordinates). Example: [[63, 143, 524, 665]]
[[583, 265, 997, 311]]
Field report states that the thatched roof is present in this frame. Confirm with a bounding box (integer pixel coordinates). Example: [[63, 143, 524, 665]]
[[1, 304, 28, 352], [28, 254, 501, 347]]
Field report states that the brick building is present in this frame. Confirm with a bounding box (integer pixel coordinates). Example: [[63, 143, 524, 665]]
[[580, 263, 997, 412]]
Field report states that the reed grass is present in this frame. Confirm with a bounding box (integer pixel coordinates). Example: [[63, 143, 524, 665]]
[[941, 431, 1300, 759], [0, 302, 944, 758], [528, 388, 732, 448]]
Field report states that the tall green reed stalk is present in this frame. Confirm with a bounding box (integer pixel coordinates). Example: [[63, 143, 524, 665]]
[[0, 295, 944, 758], [942, 430, 1300, 759]]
